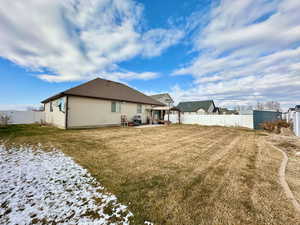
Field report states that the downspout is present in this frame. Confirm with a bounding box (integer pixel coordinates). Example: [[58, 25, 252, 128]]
[[167, 102, 170, 122], [65, 96, 69, 129]]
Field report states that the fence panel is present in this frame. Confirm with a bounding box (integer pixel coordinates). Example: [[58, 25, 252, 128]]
[[253, 110, 282, 129], [0, 111, 45, 124], [165, 114, 254, 129], [294, 112, 300, 136]]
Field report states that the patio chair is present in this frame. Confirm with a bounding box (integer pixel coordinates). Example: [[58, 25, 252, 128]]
[[121, 115, 128, 127]]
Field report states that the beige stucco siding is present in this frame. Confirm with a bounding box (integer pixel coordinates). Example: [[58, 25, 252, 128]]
[[44, 97, 66, 129], [67, 96, 152, 128]]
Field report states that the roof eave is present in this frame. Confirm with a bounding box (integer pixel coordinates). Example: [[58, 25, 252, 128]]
[[49, 93, 165, 106], [41, 93, 65, 104]]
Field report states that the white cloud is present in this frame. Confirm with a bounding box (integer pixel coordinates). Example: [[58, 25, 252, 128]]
[[0, 0, 183, 82], [172, 0, 300, 109], [101, 71, 159, 81], [142, 29, 184, 57]]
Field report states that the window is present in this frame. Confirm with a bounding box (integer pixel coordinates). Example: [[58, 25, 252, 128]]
[[50, 101, 53, 112], [58, 98, 65, 113], [137, 104, 142, 113], [111, 101, 121, 112]]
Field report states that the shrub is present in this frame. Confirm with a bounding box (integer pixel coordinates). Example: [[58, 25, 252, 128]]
[[261, 121, 275, 132], [275, 120, 290, 128], [260, 120, 290, 133]]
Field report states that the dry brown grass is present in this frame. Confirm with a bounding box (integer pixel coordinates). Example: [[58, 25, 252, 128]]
[[261, 120, 291, 134], [270, 134, 300, 210], [1, 124, 300, 225]]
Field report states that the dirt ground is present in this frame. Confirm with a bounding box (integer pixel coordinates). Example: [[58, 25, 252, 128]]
[[1, 124, 300, 225]]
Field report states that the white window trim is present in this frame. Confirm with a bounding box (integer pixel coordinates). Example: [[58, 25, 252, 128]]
[[137, 104, 142, 114], [111, 101, 121, 113]]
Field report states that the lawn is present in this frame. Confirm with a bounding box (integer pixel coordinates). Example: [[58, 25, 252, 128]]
[[270, 132, 300, 207], [1, 124, 300, 225]]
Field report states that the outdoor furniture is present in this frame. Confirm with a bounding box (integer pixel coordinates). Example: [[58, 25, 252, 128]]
[[133, 115, 142, 126], [121, 115, 128, 127]]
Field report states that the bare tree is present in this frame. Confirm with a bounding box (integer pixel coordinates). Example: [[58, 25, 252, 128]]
[[255, 101, 264, 110], [234, 101, 281, 112], [254, 101, 281, 111], [234, 104, 253, 112], [0, 114, 11, 127], [264, 101, 281, 111], [246, 105, 253, 111]]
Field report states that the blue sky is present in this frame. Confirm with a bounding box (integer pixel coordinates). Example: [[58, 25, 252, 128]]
[[0, 0, 300, 110]]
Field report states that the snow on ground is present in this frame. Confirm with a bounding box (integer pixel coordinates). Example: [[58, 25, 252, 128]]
[[0, 144, 133, 225]]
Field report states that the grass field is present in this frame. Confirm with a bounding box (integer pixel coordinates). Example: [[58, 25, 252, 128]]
[[1, 124, 300, 225], [270, 132, 300, 208]]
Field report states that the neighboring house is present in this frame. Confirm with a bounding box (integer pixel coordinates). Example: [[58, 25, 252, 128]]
[[219, 107, 238, 115], [288, 107, 295, 113], [177, 100, 218, 115], [41, 78, 164, 129], [286, 106, 300, 123]]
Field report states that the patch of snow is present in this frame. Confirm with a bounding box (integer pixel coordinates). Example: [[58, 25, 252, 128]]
[[0, 145, 133, 224], [295, 152, 300, 156]]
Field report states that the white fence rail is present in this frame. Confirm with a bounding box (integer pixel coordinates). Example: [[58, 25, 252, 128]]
[[0, 111, 45, 125], [165, 114, 254, 129], [293, 112, 300, 136]]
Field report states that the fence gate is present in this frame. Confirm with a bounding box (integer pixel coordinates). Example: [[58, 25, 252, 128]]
[[253, 110, 282, 129]]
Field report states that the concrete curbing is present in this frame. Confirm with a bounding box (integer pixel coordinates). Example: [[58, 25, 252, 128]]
[[268, 142, 300, 213]]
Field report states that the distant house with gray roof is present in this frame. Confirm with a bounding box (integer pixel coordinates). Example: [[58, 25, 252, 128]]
[[177, 100, 218, 115], [219, 108, 238, 115]]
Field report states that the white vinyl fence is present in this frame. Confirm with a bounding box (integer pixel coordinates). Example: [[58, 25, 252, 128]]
[[166, 114, 254, 129], [293, 112, 300, 136], [0, 111, 45, 125]]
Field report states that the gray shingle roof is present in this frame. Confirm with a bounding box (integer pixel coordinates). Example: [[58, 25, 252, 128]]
[[177, 100, 215, 112], [41, 78, 164, 106]]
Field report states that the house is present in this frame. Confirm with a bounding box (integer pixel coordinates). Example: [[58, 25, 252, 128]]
[[177, 100, 218, 115], [41, 78, 164, 129], [286, 105, 300, 123], [219, 107, 238, 115]]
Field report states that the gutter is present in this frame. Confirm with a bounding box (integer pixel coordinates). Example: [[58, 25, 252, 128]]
[[42, 93, 164, 107], [65, 94, 165, 107]]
